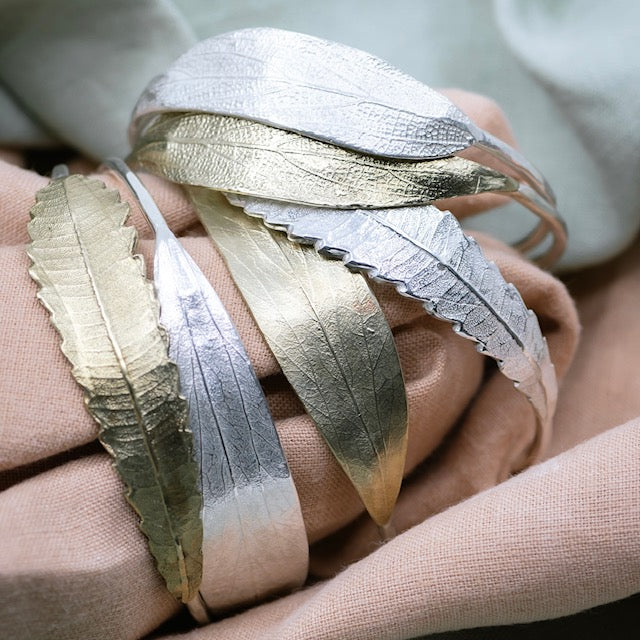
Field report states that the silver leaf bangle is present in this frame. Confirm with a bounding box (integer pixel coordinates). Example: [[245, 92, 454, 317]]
[[227, 193, 557, 462], [105, 159, 309, 622]]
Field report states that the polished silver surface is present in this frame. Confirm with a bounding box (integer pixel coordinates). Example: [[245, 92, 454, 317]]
[[130, 27, 555, 206], [106, 160, 308, 619], [511, 184, 567, 268], [50, 163, 70, 179], [229, 193, 557, 459]]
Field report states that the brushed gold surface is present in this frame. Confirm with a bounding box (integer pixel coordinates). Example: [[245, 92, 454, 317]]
[[131, 112, 518, 209]]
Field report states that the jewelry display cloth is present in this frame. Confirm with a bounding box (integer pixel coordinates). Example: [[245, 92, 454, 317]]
[[1, 4, 639, 635], [1, 0, 638, 270], [5, 89, 634, 639]]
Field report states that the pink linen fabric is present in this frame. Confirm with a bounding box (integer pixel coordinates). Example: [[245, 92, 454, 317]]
[[2, 92, 636, 639]]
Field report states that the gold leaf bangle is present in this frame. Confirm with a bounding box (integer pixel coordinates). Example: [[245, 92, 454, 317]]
[[27, 169, 203, 602], [189, 187, 408, 528], [131, 112, 565, 267], [131, 112, 518, 208]]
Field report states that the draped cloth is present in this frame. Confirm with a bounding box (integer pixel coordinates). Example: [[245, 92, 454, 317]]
[[3, 89, 639, 638]]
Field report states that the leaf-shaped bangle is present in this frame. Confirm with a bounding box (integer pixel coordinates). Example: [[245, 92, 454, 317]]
[[227, 194, 558, 461], [104, 159, 308, 621], [129, 27, 565, 266], [130, 112, 565, 268], [188, 186, 408, 529], [27, 168, 203, 602], [130, 27, 552, 203]]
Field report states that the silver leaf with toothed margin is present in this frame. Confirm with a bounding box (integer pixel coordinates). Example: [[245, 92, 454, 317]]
[[228, 193, 557, 460]]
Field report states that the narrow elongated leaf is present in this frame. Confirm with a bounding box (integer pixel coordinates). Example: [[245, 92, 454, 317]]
[[189, 187, 408, 527], [27, 174, 202, 601], [130, 112, 518, 209], [106, 161, 308, 617], [229, 194, 557, 456], [130, 27, 554, 205], [130, 114, 566, 266]]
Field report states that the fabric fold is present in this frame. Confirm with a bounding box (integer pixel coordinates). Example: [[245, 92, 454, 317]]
[[166, 417, 640, 639], [0, 87, 588, 639]]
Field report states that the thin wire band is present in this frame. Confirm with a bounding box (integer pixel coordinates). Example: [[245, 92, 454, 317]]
[[511, 184, 567, 268]]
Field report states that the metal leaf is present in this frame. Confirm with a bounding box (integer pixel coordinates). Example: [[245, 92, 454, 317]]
[[105, 160, 308, 618], [130, 113, 566, 267], [27, 173, 202, 602], [130, 112, 518, 208], [228, 194, 557, 455], [189, 187, 408, 527], [130, 27, 554, 204]]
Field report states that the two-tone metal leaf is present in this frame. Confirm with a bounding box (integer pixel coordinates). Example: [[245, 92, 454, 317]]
[[130, 27, 554, 206], [189, 187, 408, 527], [228, 194, 557, 456], [106, 160, 308, 619], [27, 172, 202, 602]]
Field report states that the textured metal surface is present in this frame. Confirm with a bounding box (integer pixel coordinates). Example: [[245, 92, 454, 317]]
[[106, 161, 308, 616], [229, 194, 558, 458], [130, 27, 555, 207], [27, 173, 203, 602], [190, 187, 408, 526], [130, 112, 518, 208], [131, 111, 565, 265]]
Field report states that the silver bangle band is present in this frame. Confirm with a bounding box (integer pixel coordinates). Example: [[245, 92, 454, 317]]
[[105, 158, 309, 622]]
